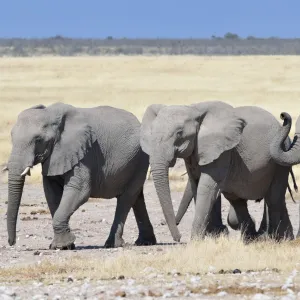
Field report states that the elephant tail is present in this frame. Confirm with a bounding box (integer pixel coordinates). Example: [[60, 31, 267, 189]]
[[287, 168, 298, 203], [290, 168, 298, 193], [287, 183, 296, 203]]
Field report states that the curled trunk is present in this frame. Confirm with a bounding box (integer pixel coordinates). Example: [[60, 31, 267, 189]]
[[270, 113, 300, 166], [7, 173, 25, 246], [151, 162, 181, 242]]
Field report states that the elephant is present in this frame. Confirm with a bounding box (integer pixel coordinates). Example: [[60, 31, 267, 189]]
[[140, 101, 294, 243], [270, 112, 300, 237], [4, 102, 157, 249], [171, 170, 297, 241]]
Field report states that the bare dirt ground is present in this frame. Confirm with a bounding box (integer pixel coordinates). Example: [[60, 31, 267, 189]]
[[1, 56, 300, 299], [1, 173, 300, 299]]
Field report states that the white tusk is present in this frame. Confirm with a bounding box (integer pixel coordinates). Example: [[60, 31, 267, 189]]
[[181, 171, 187, 176], [21, 167, 31, 177], [2, 166, 8, 172]]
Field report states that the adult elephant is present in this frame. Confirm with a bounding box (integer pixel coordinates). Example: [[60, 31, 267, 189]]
[[4, 103, 156, 249], [141, 101, 294, 242], [172, 171, 297, 241], [270, 112, 300, 236]]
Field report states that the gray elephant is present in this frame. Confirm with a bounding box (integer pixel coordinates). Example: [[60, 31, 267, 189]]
[[4, 103, 156, 249], [173, 171, 297, 240], [140, 101, 294, 242], [270, 112, 300, 236]]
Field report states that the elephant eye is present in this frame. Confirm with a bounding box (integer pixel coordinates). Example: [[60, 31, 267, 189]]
[[35, 137, 42, 144], [176, 130, 183, 139]]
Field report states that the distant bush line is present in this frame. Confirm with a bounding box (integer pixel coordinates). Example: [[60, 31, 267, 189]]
[[1, 34, 300, 56]]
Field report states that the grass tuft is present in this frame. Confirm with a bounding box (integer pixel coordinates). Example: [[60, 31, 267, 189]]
[[1, 237, 300, 282]]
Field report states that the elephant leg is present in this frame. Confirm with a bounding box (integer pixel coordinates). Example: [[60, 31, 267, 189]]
[[206, 193, 229, 237], [133, 190, 157, 246], [50, 174, 91, 250], [227, 199, 257, 243], [257, 200, 269, 238], [104, 163, 149, 248], [265, 166, 294, 241], [191, 173, 220, 240], [104, 192, 139, 248], [43, 176, 63, 217]]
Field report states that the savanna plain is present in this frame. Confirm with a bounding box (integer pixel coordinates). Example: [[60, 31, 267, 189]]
[[1, 56, 300, 299]]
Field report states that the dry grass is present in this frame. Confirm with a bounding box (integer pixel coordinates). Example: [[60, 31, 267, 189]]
[[1, 237, 300, 282], [1, 56, 300, 185]]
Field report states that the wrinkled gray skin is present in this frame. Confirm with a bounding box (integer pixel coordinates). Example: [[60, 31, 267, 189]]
[[172, 170, 297, 241], [5, 103, 156, 249], [270, 112, 300, 237], [141, 101, 294, 242]]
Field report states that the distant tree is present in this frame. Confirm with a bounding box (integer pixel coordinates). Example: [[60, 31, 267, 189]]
[[106, 36, 113, 40], [211, 35, 222, 40], [52, 35, 65, 40], [247, 35, 256, 40], [224, 32, 240, 40]]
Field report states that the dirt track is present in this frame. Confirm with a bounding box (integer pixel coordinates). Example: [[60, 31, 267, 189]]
[[0, 175, 300, 299]]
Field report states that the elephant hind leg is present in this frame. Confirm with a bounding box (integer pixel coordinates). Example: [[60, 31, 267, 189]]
[[206, 194, 229, 237], [104, 159, 155, 248], [265, 166, 294, 241], [133, 190, 156, 246], [227, 199, 257, 243]]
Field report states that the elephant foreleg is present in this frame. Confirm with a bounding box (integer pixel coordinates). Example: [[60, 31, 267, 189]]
[[50, 172, 91, 250], [43, 176, 63, 217], [191, 173, 220, 240]]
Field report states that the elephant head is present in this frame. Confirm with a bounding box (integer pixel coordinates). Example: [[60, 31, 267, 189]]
[[140, 101, 246, 242], [6, 103, 96, 246], [270, 112, 300, 166]]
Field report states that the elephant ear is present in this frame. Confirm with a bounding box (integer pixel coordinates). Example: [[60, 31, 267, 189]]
[[42, 104, 97, 176], [28, 104, 46, 110], [196, 107, 246, 166], [140, 104, 165, 155]]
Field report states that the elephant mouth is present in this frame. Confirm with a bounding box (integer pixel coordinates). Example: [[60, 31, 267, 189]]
[[34, 148, 49, 164]]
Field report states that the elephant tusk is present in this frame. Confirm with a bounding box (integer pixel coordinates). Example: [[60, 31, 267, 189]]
[[20, 167, 31, 177], [2, 166, 8, 172], [181, 171, 187, 176]]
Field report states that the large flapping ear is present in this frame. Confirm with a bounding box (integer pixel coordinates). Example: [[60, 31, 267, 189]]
[[42, 103, 97, 176], [140, 104, 165, 155], [194, 104, 246, 166]]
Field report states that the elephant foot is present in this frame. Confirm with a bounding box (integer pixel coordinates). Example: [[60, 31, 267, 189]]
[[241, 231, 260, 244], [206, 225, 229, 238], [49, 230, 76, 250], [135, 234, 157, 246], [104, 236, 125, 248]]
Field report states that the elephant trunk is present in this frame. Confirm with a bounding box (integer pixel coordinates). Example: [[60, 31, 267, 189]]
[[6, 151, 33, 246], [270, 112, 300, 166], [150, 160, 181, 242], [7, 173, 25, 246], [175, 178, 193, 225]]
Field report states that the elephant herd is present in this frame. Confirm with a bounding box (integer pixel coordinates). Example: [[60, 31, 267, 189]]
[[2, 101, 300, 250]]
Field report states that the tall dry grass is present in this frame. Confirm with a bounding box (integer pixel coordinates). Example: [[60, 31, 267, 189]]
[[1, 56, 300, 184], [1, 237, 300, 282]]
